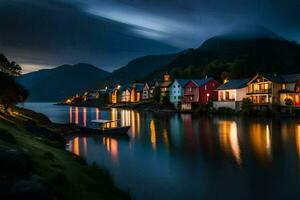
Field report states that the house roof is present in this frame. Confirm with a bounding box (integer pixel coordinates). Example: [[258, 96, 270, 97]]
[[252, 73, 300, 83], [192, 78, 213, 86], [173, 79, 189, 87], [216, 79, 249, 90]]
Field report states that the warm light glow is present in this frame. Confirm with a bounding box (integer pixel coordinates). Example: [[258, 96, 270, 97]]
[[150, 120, 157, 150], [295, 125, 300, 161], [69, 106, 72, 123], [163, 128, 170, 151], [73, 137, 80, 156], [83, 137, 88, 156], [249, 123, 272, 163], [83, 107, 87, 127], [103, 137, 119, 163], [218, 121, 241, 165], [131, 111, 136, 138], [96, 108, 100, 120], [75, 107, 79, 124]]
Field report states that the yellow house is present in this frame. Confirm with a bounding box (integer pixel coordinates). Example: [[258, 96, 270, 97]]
[[247, 73, 300, 106]]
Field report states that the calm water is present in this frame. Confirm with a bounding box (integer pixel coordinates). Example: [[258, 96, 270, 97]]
[[23, 103, 300, 200]]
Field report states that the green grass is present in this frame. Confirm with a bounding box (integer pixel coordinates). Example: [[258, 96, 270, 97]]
[[0, 109, 130, 200]]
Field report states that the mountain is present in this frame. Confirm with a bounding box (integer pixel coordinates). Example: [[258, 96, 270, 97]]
[[18, 63, 110, 102], [106, 54, 178, 84], [145, 25, 300, 81]]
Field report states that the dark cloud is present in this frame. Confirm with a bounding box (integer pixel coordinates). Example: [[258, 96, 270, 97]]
[[0, 0, 299, 73]]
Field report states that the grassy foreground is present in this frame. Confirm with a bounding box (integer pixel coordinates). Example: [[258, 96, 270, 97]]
[[0, 107, 130, 200]]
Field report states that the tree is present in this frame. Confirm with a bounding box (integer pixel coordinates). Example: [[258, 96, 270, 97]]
[[0, 72, 29, 110], [153, 87, 161, 103]]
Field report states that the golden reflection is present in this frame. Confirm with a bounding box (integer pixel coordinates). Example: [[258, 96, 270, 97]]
[[163, 128, 170, 151], [83, 137, 88, 156], [218, 121, 241, 165], [136, 112, 140, 137], [103, 137, 119, 162], [296, 125, 300, 160], [83, 107, 87, 127], [150, 120, 157, 150], [131, 111, 136, 138], [111, 108, 118, 128], [95, 108, 99, 120], [73, 137, 79, 156], [281, 123, 289, 144], [75, 107, 79, 124], [249, 123, 272, 163], [69, 106, 72, 123]]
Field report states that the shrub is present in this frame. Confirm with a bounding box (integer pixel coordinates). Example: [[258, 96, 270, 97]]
[[0, 129, 16, 144]]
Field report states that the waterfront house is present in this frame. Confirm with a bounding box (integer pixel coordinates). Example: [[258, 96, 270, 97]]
[[213, 79, 249, 111], [182, 78, 220, 111], [169, 79, 189, 108], [130, 83, 144, 102], [121, 85, 131, 103], [142, 82, 150, 100], [110, 85, 121, 104], [247, 73, 300, 106], [159, 72, 172, 102], [149, 81, 160, 98]]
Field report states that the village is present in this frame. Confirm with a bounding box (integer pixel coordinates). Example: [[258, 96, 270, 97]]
[[64, 72, 300, 115]]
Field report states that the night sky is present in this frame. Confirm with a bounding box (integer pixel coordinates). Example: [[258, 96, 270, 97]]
[[0, 0, 300, 73]]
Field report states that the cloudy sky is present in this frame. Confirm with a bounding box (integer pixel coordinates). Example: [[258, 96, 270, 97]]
[[0, 0, 299, 73]]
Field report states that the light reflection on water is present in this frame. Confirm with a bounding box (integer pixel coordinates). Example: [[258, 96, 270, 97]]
[[22, 103, 300, 200]]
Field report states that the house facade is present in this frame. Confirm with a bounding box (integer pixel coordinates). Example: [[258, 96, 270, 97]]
[[247, 73, 300, 107], [182, 78, 220, 111], [213, 79, 248, 111], [169, 79, 189, 108], [130, 83, 143, 102], [142, 83, 150, 100], [121, 86, 131, 103], [160, 73, 172, 102]]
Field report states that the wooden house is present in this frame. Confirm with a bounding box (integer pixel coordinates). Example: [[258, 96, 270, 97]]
[[213, 79, 249, 111], [130, 83, 143, 102], [142, 82, 150, 100], [182, 78, 220, 111], [169, 79, 189, 108], [159, 72, 172, 102], [121, 85, 131, 103]]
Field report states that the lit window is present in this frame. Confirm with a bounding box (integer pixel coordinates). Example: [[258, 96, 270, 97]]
[[189, 88, 192, 92], [189, 96, 193, 100], [282, 83, 286, 90], [205, 85, 207, 90]]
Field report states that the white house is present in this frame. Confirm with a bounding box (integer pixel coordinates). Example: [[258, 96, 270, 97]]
[[213, 79, 249, 111], [142, 82, 150, 100], [169, 79, 189, 108]]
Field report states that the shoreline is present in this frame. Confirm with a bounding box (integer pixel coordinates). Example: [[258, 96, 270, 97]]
[[0, 107, 130, 200]]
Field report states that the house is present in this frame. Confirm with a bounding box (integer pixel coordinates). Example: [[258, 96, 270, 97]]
[[159, 72, 172, 102], [121, 85, 131, 103], [130, 83, 144, 102], [142, 82, 150, 100], [181, 78, 220, 111], [169, 79, 189, 108], [149, 81, 159, 98], [247, 73, 300, 106], [213, 79, 249, 111], [110, 85, 121, 104]]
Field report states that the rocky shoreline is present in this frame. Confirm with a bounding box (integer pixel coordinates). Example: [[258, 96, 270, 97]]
[[0, 107, 130, 200]]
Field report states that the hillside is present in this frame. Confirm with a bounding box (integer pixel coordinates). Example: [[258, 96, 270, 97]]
[[106, 54, 178, 84], [18, 63, 110, 102], [145, 26, 300, 81]]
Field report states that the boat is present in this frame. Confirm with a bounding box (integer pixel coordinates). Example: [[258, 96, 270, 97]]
[[87, 119, 131, 135]]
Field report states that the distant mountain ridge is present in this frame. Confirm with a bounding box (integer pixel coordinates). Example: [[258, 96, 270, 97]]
[[18, 63, 110, 102], [105, 54, 178, 84], [145, 25, 300, 81], [18, 24, 300, 102]]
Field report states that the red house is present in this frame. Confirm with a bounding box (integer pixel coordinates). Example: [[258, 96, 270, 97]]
[[182, 78, 220, 111]]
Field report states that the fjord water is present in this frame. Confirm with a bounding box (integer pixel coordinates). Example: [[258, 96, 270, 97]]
[[23, 103, 300, 200]]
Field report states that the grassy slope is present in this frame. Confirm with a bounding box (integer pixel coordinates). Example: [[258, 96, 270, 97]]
[[0, 108, 129, 200]]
